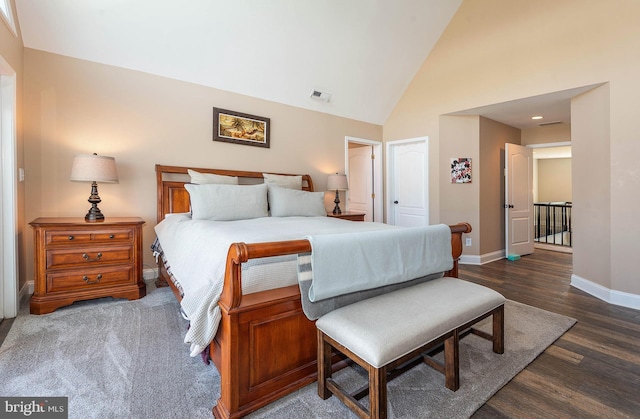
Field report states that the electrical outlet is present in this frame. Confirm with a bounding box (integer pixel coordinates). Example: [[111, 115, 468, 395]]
[[465, 238, 472, 246]]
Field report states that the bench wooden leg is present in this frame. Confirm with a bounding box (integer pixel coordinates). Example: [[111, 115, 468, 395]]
[[317, 330, 333, 400], [444, 329, 460, 391], [368, 365, 387, 419], [493, 304, 505, 354]]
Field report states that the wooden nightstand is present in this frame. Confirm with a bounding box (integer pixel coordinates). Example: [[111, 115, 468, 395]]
[[326, 212, 366, 222], [29, 217, 146, 314]]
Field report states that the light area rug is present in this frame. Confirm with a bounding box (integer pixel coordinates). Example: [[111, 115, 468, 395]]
[[0, 285, 575, 419]]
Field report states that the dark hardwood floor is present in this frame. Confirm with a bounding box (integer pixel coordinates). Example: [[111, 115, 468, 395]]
[[460, 249, 640, 418]]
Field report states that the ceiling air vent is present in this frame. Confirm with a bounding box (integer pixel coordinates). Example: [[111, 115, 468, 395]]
[[310, 90, 332, 102], [538, 121, 564, 126]]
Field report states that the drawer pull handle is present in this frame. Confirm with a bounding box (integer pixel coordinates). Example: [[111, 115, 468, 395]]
[[82, 252, 103, 262], [68, 235, 74, 240], [109, 234, 115, 239], [83, 274, 102, 284]]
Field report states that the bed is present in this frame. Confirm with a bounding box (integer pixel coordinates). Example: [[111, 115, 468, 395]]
[[154, 164, 472, 419]]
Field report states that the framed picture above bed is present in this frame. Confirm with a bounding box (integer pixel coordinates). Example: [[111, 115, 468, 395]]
[[213, 107, 270, 148]]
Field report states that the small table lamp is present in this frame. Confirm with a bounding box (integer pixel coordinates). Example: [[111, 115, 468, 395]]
[[327, 173, 348, 214], [70, 153, 119, 221]]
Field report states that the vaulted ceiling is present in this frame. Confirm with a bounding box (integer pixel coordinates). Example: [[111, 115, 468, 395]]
[[15, 0, 463, 125], [14, 1, 586, 130]]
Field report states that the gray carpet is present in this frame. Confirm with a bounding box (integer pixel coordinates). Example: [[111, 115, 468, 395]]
[[0, 284, 575, 419]]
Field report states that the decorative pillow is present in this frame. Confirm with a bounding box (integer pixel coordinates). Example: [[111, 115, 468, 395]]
[[188, 169, 239, 185], [185, 183, 268, 220], [268, 185, 326, 217], [263, 173, 302, 190]]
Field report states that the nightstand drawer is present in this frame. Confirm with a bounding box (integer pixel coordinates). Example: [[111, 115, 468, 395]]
[[45, 228, 133, 245], [47, 265, 134, 293], [46, 246, 133, 269]]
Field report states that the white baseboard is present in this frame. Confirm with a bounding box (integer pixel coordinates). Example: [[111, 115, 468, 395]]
[[459, 250, 505, 265], [19, 280, 34, 308], [143, 267, 159, 282], [571, 274, 640, 310]]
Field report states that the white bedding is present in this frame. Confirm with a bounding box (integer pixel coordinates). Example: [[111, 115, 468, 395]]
[[154, 214, 395, 356]]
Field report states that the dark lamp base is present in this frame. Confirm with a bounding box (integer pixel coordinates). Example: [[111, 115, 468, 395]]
[[85, 181, 105, 222], [332, 189, 342, 214]]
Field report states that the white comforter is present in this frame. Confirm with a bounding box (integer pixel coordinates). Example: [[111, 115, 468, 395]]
[[154, 214, 394, 356]]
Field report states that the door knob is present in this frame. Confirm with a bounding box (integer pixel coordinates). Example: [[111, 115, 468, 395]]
[[393, 200, 399, 204]]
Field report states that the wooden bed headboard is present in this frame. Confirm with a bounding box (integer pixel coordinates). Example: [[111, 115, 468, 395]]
[[155, 164, 315, 223]]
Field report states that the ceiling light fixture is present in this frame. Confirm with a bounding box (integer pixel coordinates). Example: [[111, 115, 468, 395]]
[[531, 116, 543, 120]]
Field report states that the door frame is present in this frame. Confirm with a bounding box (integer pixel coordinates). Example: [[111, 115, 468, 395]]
[[0, 54, 18, 319], [385, 137, 429, 225], [344, 136, 383, 222]]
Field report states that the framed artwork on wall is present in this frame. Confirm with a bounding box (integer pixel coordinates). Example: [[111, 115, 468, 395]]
[[213, 107, 270, 148], [451, 158, 472, 183]]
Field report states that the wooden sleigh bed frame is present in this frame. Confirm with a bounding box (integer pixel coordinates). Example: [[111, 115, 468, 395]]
[[155, 164, 472, 419]]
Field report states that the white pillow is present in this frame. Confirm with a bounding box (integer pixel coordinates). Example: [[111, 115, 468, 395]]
[[185, 183, 268, 220], [188, 169, 239, 185], [268, 185, 326, 217], [263, 173, 302, 189]]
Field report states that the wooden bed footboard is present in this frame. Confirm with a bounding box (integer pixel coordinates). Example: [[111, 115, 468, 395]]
[[211, 223, 472, 419], [154, 163, 472, 419]]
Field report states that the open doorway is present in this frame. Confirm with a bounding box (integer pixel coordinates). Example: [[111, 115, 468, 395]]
[[530, 142, 572, 253], [345, 137, 383, 222]]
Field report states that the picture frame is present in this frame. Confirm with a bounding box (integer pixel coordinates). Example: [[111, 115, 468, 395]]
[[451, 157, 472, 183], [213, 107, 270, 148]]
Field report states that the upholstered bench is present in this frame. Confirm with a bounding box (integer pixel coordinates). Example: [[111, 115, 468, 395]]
[[315, 277, 505, 419]]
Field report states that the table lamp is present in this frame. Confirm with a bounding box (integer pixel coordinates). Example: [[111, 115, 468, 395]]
[[327, 173, 348, 214], [70, 153, 119, 221]]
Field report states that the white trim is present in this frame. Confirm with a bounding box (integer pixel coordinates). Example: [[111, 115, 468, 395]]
[[459, 249, 505, 265], [20, 281, 33, 307], [0, 55, 18, 319], [571, 274, 640, 310], [0, 0, 17, 37], [526, 141, 571, 149], [385, 137, 429, 225], [344, 136, 384, 223], [143, 267, 159, 282]]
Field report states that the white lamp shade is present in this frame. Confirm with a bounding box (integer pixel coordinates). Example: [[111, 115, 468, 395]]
[[327, 173, 348, 190], [70, 154, 119, 183]]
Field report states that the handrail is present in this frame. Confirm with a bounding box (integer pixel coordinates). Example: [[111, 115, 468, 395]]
[[534, 203, 572, 247]]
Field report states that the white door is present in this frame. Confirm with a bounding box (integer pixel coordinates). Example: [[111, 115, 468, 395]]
[[348, 145, 374, 221], [0, 60, 19, 320], [387, 138, 428, 227], [505, 143, 534, 257]]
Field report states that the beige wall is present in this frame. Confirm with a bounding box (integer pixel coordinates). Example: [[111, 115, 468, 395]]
[[479, 117, 520, 255], [572, 85, 611, 291], [384, 0, 640, 297], [537, 159, 571, 202], [522, 124, 571, 145], [439, 115, 479, 252], [0, 0, 26, 291], [22, 49, 382, 281]]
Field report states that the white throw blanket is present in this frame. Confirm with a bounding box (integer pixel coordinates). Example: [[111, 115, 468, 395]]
[[305, 224, 453, 302]]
